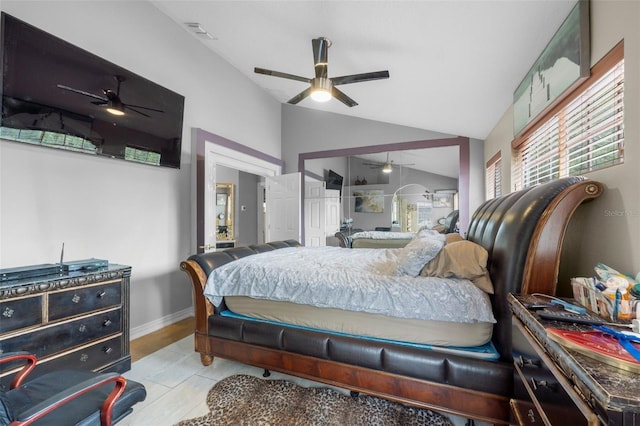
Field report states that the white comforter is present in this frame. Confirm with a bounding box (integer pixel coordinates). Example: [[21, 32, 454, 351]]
[[351, 231, 414, 240], [204, 245, 496, 325]]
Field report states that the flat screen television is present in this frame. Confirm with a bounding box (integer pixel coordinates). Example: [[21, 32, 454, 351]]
[[325, 169, 343, 190], [0, 12, 185, 168]]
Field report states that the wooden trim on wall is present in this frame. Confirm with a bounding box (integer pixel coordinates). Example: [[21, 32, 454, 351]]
[[486, 151, 502, 168]]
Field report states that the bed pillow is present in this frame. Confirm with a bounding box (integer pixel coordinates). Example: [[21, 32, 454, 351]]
[[445, 233, 464, 244], [395, 230, 446, 277], [420, 240, 494, 294]]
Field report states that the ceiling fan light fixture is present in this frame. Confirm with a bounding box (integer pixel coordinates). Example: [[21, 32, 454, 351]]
[[382, 163, 393, 174], [310, 77, 332, 103], [106, 101, 125, 116]]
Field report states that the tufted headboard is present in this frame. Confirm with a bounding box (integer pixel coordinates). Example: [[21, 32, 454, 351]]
[[466, 176, 603, 357]]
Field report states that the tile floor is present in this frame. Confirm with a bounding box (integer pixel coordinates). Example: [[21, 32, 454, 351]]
[[122, 336, 480, 426]]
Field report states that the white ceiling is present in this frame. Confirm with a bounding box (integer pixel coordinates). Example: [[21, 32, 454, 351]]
[[152, 0, 577, 141]]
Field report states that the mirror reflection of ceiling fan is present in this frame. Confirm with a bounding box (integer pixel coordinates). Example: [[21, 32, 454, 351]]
[[57, 75, 164, 117], [363, 153, 415, 174], [254, 37, 389, 107]]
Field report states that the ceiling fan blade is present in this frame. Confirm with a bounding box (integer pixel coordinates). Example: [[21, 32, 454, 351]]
[[331, 87, 358, 107], [287, 87, 312, 105], [124, 105, 151, 117], [331, 70, 390, 86], [312, 37, 329, 79], [125, 103, 164, 113], [57, 84, 107, 102], [91, 100, 107, 106], [254, 67, 310, 84]]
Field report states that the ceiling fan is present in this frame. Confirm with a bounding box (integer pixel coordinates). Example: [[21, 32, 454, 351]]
[[57, 75, 164, 117], [363, 153, 415, 174], [254, 37, 389, 107]]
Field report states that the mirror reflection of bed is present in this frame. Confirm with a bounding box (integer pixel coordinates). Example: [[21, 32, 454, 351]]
[[304, 144, 460, 247]]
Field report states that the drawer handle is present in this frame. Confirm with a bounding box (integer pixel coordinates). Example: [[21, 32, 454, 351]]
[[78, 324, 87, 333], [103, 346, 113, 354], [80, 353, 89, 362], [530, 377, 558, 392], [2, 307, 14, 318], [72, 294, 81, 304], [517, 355, 541, 367], [103, 319, 112, 327], [97, 290, 107, 298]]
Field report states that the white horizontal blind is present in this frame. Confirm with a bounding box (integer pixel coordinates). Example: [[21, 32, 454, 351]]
[[514, 58, 624, 190], [485, 154, 502, 199]]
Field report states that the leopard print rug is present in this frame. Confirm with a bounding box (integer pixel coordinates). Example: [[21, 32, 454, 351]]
[[175, 374, 453, 426]]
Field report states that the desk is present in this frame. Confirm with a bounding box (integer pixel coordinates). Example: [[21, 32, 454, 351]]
[[509, 294, 640, 425]]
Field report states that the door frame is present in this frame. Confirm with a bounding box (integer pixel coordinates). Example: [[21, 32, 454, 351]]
[[193, 128, 284, 253]]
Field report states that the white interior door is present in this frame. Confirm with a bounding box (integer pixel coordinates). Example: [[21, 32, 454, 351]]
[[304, 180, 326, 247], [325, 189, 342, 238], [265, 173, 301, 242]]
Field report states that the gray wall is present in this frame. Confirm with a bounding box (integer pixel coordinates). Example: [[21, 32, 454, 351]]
[[0, 1, 281, 336], [483, 0, 640, 295], [237, 171, 261, 247]]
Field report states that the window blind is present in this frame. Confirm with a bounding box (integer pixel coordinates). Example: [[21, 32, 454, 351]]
[[513, 45, 624, 191], [485, 152, 502, 199]]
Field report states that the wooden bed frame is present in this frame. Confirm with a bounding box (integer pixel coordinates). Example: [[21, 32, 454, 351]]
[[180, 177, 603, 424]]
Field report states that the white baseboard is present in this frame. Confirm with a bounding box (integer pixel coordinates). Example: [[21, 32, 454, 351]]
[[130, 307, 193, 341]]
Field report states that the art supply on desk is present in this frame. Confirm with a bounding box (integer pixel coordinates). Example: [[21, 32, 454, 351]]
[[537, 308, 606, 325], [547, 327, 640, 374], [550, 298, 586, 314]]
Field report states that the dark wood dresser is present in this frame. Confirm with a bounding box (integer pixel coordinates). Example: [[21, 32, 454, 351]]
[[0, 264, 131, 389], [509, 294, 640, 425]]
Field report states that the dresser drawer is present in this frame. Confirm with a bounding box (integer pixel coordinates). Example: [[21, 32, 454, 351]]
[[0, 295, 43, 334], [48, 282, 122, 321], [0, 308, 121, 361], [51, 335, 124, 372], [0, 335, 123, 391]]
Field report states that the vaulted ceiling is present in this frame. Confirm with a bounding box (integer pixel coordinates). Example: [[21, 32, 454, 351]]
[[152, 1, 577, 140]]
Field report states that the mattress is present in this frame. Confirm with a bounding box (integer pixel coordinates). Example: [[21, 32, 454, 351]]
[[351, 238, 411, 248], [350, 230, 413, 248], [225, 296, 493, 347]]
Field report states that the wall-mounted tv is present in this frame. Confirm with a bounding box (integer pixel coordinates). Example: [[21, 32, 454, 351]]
[[0, 13, 185, 168], [326, 169, 344, 191]]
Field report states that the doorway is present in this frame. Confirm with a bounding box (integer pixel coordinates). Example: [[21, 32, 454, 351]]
[[193, 128, 284, 253]]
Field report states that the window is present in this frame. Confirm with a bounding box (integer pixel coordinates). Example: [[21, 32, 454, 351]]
[[124, 146, 161, 166], [0, 127, 98, 153], [513, 41, 624, 190], [485, 151, 502, 199]]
